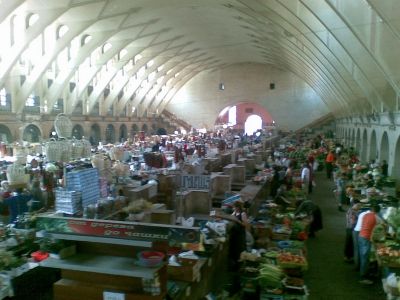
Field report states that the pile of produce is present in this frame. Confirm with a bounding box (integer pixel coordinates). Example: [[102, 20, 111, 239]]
[[376, 241, 400, 266], [258, 263, 285, 288], [277, 252, 307, 270]]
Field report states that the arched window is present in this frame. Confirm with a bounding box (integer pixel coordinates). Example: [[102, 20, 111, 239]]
[[102, 43, 112, 53], [81, 34, 92, 46], [0, 89, 6, 106], [131, 124, 138, 136], [119, 49, 127, 60], [106, 59, 112, 71], [23, 124, 41, 142], [90, 124, 101, 145], [147, 60, 154, 68], [26, 94, 36, 106], [228, 106, 237, 126], [0, 124, 12, 143], [72, 124, 84, 139], [244, 115, 262, 136], [105, 124, 115, 144], [56, 25, 69, 39], [26, 13, 39, 29], [137, 66, 146, 78], [148, 72, 156, 81], [10, 15, 16, 46], [120, 124, 127, 142], [134, 54, 142, 64]]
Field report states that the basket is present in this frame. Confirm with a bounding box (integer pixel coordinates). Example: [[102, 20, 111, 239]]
[[13, 146, 28, 165], [110, 147, 124, 161], [81, 139, 92, 158], [54, 113, 72, 138], [6, 164, 29, 185], [113, 162, 130, 177], [91, 154, 104, 170], [45, 139, 71, 162], [71, 139, 84, 160]]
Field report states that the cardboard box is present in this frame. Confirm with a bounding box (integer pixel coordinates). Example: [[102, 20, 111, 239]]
[[150, 210, 176, 225], [53, 279, 165, 300], [167, 259, 206, 282]]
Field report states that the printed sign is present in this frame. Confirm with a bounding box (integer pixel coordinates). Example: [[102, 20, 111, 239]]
[[36, 215, 200, 244], [181, 175, 210, 190]]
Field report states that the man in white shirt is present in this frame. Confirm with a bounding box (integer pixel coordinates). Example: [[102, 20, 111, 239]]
[[301, 163, 310, 194]]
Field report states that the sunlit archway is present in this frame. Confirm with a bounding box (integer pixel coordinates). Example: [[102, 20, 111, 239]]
[[244, 114, 262, 136]]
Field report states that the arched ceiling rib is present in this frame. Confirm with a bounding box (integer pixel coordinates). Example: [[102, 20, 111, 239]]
[[0, 0, 399, 125]]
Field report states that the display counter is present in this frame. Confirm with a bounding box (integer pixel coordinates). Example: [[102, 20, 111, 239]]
[[35, 213, 205, 300]]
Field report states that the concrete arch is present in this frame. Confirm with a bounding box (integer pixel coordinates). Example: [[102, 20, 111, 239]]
[[0, 124, 12, 143], [131, 124, 138, 136], [360, 129, 368, 163], [369, 130, 377, 161], [355, 128, 361, 156], [22, 123, 42, 143], [142, 123, 148, 133], [72, 124, 84, 139], [342, 128, 347, 147], [119, 124, 127, 142], [393, 136, 400, 178], [105, 124, 115, 144], [351, 128, 356, 150], [380, 131, 390, 164], [90, 123, 101, 145]]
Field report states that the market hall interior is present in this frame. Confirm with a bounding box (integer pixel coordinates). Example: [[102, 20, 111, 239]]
[[0, 1, 400, 300]]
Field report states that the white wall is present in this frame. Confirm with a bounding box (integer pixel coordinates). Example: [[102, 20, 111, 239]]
[[167, 63, 330, 131]]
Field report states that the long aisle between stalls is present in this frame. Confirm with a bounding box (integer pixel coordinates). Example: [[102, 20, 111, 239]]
[[304, 171, 386, 300]]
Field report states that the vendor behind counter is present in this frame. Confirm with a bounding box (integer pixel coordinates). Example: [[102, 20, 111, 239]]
[[1, 187, 32, 224], [295, 199, 323, 237]]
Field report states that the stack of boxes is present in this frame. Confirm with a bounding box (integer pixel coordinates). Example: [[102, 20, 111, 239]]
[[55, 189, 82, 214], [65, 168, 100, 208], [98, 177, 108, 198]]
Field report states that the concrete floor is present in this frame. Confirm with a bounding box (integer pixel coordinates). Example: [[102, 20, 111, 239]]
[[304, 171, 386, 300]]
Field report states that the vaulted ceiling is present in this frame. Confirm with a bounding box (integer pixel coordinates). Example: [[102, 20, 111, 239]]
[[0, 0, 399, 129]]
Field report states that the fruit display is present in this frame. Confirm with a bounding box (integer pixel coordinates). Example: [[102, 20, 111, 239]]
[[277, 252, 307, 270], [376, 241, 400, 267]]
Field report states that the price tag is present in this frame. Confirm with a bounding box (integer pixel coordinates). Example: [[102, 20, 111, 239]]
[[103, 291, 125, 300]]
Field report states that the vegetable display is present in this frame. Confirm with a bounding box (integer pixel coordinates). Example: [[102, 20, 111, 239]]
[[277, 252, 307, 270], [258, 263, 285, 288]]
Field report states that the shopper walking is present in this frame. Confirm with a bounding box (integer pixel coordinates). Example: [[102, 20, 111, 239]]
[[344, 202, 361, 262], [301, 162, 310, 195], [325, 150, 335, 179], [335, 173, 348, 212]]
